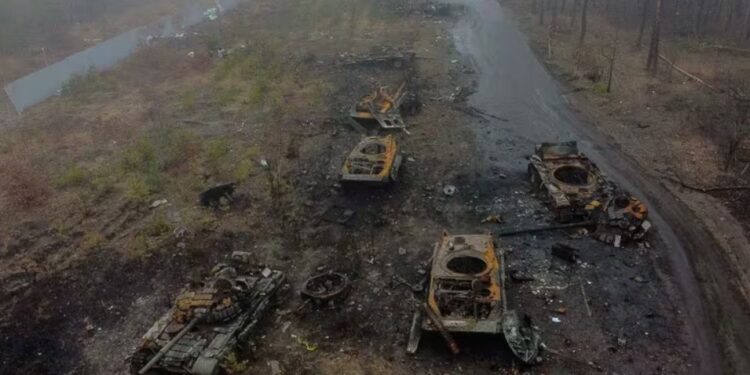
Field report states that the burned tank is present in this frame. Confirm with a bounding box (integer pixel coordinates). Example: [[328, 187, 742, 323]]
[[528, 142, 608, 223], [130, 264, 284, 375], [341, 135, 403, 186], [407, 232, 541, 363], [350, 83, 408, 132], [528, 142, 650, 245]]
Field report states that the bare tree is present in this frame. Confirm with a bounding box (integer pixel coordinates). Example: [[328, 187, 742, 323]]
[[646, 0, 664, 74], [571, 0, 580, 28], [637, 0, 650, 47], [539, 0, 546, 25], [579, 0, 590, 45], [606, 33, 619, 92]]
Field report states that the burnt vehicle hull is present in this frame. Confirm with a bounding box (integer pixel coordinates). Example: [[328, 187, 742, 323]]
[[528, 142, 605, 223], [341, 135, 402, 186], [130, 265, 284, 375], [350, 83, 408, 132], [528, 142, 650, 245], [407, 233, 540, 363]]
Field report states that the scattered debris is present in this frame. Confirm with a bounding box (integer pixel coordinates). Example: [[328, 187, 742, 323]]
[[340, 135, 402, 186], [503, 312, 542, 363], [198, 183, 236, 207], [550, 307, 567, 314], [481, 214, 504, 224], [338, 50, 415, 69], [350, 83, 410, 132], [203, 8, 218, 21], [551, 243, 579, 263], [442, 185, 456, 196], [580, 279, 593, 317], [510, 269, 535, 282], [130, 264, 285, 375], [391, 274, 424, 293], [301, 272, 351, 306], [4, 271, 33, 295], [150, 199, 168, 209], [321, 205, 356, 225], [292, 335, 318, 351], [268, 360, 283, 375], [230, 251, 252, 263]]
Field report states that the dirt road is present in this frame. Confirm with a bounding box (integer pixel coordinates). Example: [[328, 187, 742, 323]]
[[446, 0, 721, 373]]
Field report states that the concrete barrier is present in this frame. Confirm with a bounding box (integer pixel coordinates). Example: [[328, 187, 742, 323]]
[[3, 0, 247, 114]]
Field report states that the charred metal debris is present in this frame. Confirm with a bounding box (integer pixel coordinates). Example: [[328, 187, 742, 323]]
[[528, 141, 651, 247], [350, 83, 410, 133]]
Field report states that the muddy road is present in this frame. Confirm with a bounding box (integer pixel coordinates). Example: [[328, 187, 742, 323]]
[[447, 0, 722, 373]]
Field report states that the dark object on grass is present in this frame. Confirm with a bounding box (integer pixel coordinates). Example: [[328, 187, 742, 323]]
[[199, 183, 236, 207]]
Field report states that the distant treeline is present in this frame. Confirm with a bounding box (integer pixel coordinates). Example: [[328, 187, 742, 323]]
[[536, 0, 750, 43]]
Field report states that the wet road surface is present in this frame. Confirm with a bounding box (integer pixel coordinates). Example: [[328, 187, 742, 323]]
[[445, 0, 721, 373]]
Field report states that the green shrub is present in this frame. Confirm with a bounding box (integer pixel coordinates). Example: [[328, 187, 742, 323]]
[[211, 47, 284, 112], [144, 214, 171, 237], [591, 81, 610, 96], [126, 233, 151, 258], [56, 165, 89, 188], [178, 91, 198, 112], [124, 175, 153, 202], [664, 94, 693, 112], [205, 138, 231, 162], [79, 231, 106, 251], [222, 352, 249, 375], [61, 68, 117, 97]]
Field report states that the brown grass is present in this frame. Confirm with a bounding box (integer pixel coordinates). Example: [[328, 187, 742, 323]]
[[0, 156, 51, 210]]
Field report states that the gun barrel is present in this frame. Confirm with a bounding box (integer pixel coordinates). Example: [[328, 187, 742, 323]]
[[138, 318, 199, 375]]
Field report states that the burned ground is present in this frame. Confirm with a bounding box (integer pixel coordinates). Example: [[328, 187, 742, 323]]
[[0, 0, 709, 374]]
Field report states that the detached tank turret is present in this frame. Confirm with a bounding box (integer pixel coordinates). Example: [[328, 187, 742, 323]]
[[130, 264, 284, 375]]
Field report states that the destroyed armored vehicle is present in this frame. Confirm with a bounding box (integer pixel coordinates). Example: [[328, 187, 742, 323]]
[[528, 142, 607, 222], [130, 264, 284, 375], [341, 135, 403, 186], [350, 83, 408, 132], [407, 232, 541, 363], [528, 142, 650, 245]]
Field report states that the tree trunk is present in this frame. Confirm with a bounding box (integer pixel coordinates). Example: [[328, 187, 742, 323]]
[[579, 0, 589, 44], [571, 0, 580, 28], [607, 43, 617, 93], [744, 0, 750, 40], [637, 0, 649, 47], [539, 0, 546, 25], [695, 0, 706, 37], [647, 0, 663, 74], [552, 0, 559, 30]]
